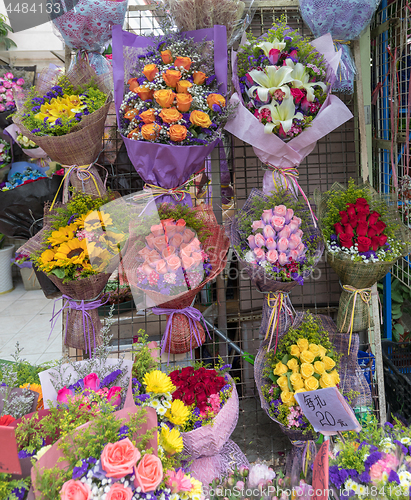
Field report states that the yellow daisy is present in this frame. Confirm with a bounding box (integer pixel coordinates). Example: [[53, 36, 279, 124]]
[[165, 399, 190, 427], [143, 370, 176, 394], [47, 223, 78, 247], [189, 478, 202, 497], [54, 238, 88, 266], [160, 426, 183, 455]]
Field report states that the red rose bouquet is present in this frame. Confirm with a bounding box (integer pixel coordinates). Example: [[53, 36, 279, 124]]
[[315, 180, 411, 343]]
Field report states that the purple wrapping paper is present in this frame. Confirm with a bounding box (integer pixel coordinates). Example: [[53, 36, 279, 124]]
[[112, 25, 228, 205]]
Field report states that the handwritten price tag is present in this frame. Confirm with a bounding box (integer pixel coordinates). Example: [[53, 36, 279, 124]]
[[312, 440, 329, 500], [294, 387, 361, 435], [0, 426, 22, 474]]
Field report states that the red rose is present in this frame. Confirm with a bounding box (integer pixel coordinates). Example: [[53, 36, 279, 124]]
[[355, 198, 369, 207], [339, 233, 353, 248], [184, 391, 195, 406], [290, 88, 305, 104], [196, 392, 207, 404], [357, 236, 372, 252], [0, 415, 15, 426], [339, 211, 349, 224], [347, 206, 356, 218], [379, 234, 388, 246], [348, 216, 359, 228], [173, 389, 183, 401], [334, 222, 344, 235], [356, 221, 369, 237], [343, 224, 354, 237], [368, 211, 380, 226], [356, 207, 369, 222], [169, 370, 180, 382], [370, 236, 381, 251], [374, 220, 387, 235], [367, 226, 377, 238], [180, 366, 195, 378]]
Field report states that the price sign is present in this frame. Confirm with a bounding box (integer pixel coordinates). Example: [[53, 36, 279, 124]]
[[312, 440, 329, 500], [0, 426, 22, 474], [294, 387, 361, 435]]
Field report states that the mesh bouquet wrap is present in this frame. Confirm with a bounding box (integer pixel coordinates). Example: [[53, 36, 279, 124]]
[[52, 0, 128, 76], [315, 181, 411, 337], [225, 27, 353, 198], [13, 61, 112, 195], [122, 203, 229, 354], [112, 25, 228, 206], [229, 188, 324, 348], [254, 313, 372, 442], [299, 0, 381, 93], [159, 0, 256, 47]]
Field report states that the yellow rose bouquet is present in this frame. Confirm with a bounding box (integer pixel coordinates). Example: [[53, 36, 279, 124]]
[[255, 312, 341, 439]]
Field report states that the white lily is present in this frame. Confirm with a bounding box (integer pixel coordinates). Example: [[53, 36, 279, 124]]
[[260, 97, 303, 134], [248, 65, 293, 102], [285, 59, 326, 102], [257, 38, 287, 55]]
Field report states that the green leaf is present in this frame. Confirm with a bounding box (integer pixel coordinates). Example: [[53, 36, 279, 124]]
[[392, 311, 403, 320], [392, 278, 401, 290], [391, 291, 404, 303], [286, 372, 293, 392], [393, 329, 400, 342], [268, 372, 276, 383], [51, 268, 65, 279], [394, 323, 405, 336], [282, 354, 290, 365]]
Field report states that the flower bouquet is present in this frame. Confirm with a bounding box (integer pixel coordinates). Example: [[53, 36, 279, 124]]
[[18, 191, 128, 352], [0, 133, 12, 182], [299, 0, 381, 93], [0, 70, 25, 112], [314, 179, 411, 341], [52, 0, 128, 76], [5, 123, 48, 159], [122, 202, 229, 354], [112, 25, 230, 206], [230, 188, 324, 348], [225, 16, 353, 198]]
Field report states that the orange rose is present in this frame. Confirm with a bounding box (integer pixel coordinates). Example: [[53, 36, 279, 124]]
[[156, 259, 168, 275], [124, 109, 139, 120], [193, 71, 206, 85], [128, 77, 139, 92], [153, 235, 168, 252], [141, 123, 161, 141], [60, 480, 91, 500], [139, 109, 156, 124], [135, 85, 154, 101], [161, 49, 173, 64], [161, 218, 175, 228], [176, 93, 193, 112], [166, 255, 182, 272], [181, 255, 195, 270], [182, 228, 196, 243], [133, 454, 163, 493], [162, 246, 175, 259], [162, 69, 181, 88], [154, 89, 176, 108], [127, 128, 139, 139], [143, 64, 159, 82], [170, 233, 184, 248], [169, 124, 187, 142], [207, 93, 226, 110], [175, 219, 186, 232], [190, 110, 212, 128], [176, 80, 193, 94], [159, 107, 182, 124], [174, 56, 192, 70], [150, 223, 164, 237], [101, 438, 141, 478]]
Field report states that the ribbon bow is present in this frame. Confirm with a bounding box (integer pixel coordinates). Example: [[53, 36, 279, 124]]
[[265, 292, 295, 353], [267, 165, 317, 227], [50, 293, 108, 354], [152, 306, 210, 359], [342, 284, 372, 354]]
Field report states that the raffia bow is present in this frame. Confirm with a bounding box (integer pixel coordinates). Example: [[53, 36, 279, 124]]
[[265, 291, 295, 353], [341, 284, 372, 354]]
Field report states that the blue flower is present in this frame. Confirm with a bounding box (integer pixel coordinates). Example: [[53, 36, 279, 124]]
[[388, 470, 400, 484]]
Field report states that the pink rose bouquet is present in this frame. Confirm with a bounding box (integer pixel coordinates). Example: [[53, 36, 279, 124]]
[[0, 71, 25, 112]]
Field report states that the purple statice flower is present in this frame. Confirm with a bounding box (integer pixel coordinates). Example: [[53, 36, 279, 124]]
[[18, 449, 35, 459], [219, 364, 231, 372], [206, 75, 216, 86], [193, 420, 202, 429], [73, 458, 89, 479], [69, 378, 85, 392], [31, 106, 41, 113], [132, 378, 142, 391], [192, 407, 201, 418], [291, 272, 304, 285], [388, 470, 400, 484], [31, 128, 41, 133], [385, 422, 394, 429], [346, 469, 359, 479], [221, 384, 231, 393], [330, 233, 338, 241], [54, 118, 63, 126], [67, 213, 79, 225], [11, 488, 27, 500], [394, 439, 408, 454], [329, 465, 343, 488], [359, 470, 371, 483], [134, 393, 150, 405], [118, 425, 129, 439], [365, 451, 383, 469], [137, 76, 146, 85], [212, 104, 222, 113], [101, 369, 122, 387]]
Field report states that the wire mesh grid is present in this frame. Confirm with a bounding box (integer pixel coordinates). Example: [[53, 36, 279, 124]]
[[63, 4, 375, 462]]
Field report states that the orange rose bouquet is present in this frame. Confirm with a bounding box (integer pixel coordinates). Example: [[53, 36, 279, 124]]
[[112, 25, 232, 206]]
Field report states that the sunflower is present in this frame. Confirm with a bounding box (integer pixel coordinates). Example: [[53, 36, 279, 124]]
[[165, 399, 190, 427], [160, 426, 183, 455], [99, 231, 125, 252], [39, 248, 58, 272], [54, 238, 88, 266], [20, 383, 43, 410], [74, 211, 93, 229], [143, 370, 176, 394], [86, 244, 113, 272], [84, 210, 113, 232], [47, 223, 78, 247]]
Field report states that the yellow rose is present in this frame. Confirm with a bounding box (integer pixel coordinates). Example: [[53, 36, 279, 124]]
[[273, 362, 288, 376], [176, 93, 193, 112], [143, 64, 159, 82], [329, 369, 340, 385], [297, 338, 309, 352], [176, 80, 192, 94], [300, 363, 314, 379], [139, 109, 156, 124], [294, 389, 306, 395], [154, 89, 176, 108], [318, 345, 327, 359], [280, 391, 296, 407], [174, 56, 192, 70], [319, 372, 336, 388], [189, 110, 212, 128], [163, 69, 182, 88], [141, 123, 161, 141], [169, 124, 187, 142], [300, 350, 315, 364], [323, 356, 336, 371], [287, 358, 299, 373], [304, 376, 319, 391], [309, 344, 320, 357], [290, 373, 305, 390], [290, 345, 300, 358], [193, 70, 206, 85], [277, 375, 289, 391], [159, 107, 182, 124], [207, 93, 226, 110], [313, 361, 325, 375], [161, 49, 173, 64]]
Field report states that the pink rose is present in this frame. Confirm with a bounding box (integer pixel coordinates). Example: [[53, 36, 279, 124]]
[[146, 255, 161, 268], [253, 248, 265, 261], [167, 255, 181, 272], [182, 255, 195, 270], [161, 218, 175, 228], [296, 242, 306, 256], [60, 480, 91, 500], [182, 228, 196, 243], [248, 235, 257, 249], [151, 224, 164, 237], [139, 247, 152, 258], [3, 81, 11, 89], [254, 233, 265, 248], [266, 249, 278, 263], [148, 249, 160, 259], [170, 233, 183, 248], [263, 225, 275, 239], [4, 72, 13, 79], [165, 224, 178, 238], [265, 237, 277, 250], [271, 216, 285, 231], [153, 236, 168, 252], [101, 438, 141, 478], [180, 245, 192, 258], [57, 386, 73, 404], [278, 225, 291, 240], [289, 216, 302, 233], [289, 250, 299, 261], [277, 237, 289, 253], [295, 229, 303, 239], [145, 233, 156, 248], [191, 251, 203, 267], [0, 86, 5, 93], [285, 208, 294, 224], [107, 386, 122, 408], [288, 234, 301, 250], [0, 95, 4, 102], [252, 220, 265, 232], [369, 462, 384, 483], [278, 252, 288, 266], [141, 263, 154, 276], [273, 205, 287, 217], [190, 237, 201, 250], [156, 259, 168, 274], [16, 78, 24, 86], [0, 104, 5, 112], [83, 373, 100, 392], [5, 101, 14, 108], [106, 483, 133, 500], [134, 454, 163, 493], [175, 219, 186, 232], [261, 209, 273, 224], [162, 246, 175, 259]]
